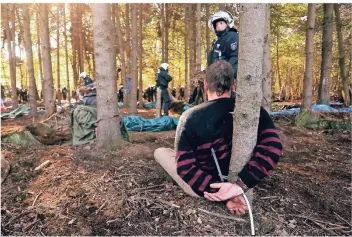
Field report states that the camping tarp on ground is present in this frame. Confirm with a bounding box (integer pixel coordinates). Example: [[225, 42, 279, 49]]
[[1, 105, 29, 119], [144, 102, 156, 109], [269, 104, 352, 116], [123, 116, 179, 132]]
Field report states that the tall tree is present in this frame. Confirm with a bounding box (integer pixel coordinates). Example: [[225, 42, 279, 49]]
[[161, 4, 165, 62], [184, 4, 189, 100], [115, 4, 127, 95], [56, 4, 61, 103], [165, 3, 169, 64], [301, 4, 316, 111], [36, 11, 44, 98], [188, 5, 195, 93], [318, 4, 333, 105], [138, 4, 144, 108], [4, 4, 18, 109], [334, 4, 350, 105], [92, 3, 122, 148], [22, 4, 37, 115], [78, 7, 84, 73], [129, 3, 138, 114], [196, 3, 201, 71], [38, 3, 54, 117], [262, 4, 272, 112], [125, 3, 131, 76], [63, 3, 71, 104], [229, 4, 266, 203], [205, 4, 210, 54]]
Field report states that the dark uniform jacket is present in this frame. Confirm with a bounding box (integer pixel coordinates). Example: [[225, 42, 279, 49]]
[[156, 68, 172, 89], [207, 28, 239, 78]]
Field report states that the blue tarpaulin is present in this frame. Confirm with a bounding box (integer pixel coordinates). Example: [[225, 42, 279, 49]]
[[123, 116, 179, 132], [270, 104, 352, 116]]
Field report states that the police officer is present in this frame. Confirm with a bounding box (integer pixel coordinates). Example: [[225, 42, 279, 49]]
[[79, 72, 93, 86], [207, 10, 239, 79], [156, 63, 173, 116]]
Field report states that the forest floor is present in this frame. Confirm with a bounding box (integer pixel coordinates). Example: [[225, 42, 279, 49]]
[[1, 107, 351, 236]]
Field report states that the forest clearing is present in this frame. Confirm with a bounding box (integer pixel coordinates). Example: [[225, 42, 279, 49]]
[[1, 3, 351, 236]]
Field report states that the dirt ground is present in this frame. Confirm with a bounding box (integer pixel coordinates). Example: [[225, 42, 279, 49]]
[[1, 108, 351, 236]]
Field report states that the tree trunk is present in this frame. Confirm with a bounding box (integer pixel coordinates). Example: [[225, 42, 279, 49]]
[[78, 7, 84, 73], [184, 4, 189, 100], [196, 3, 201, 72], [63, 3, 71, 105], [11, 4, 16, 93], [129, 3, 138, 114], [156, 88, 161, 118], [261, 4, 272, 112], [138, 4, 144, 109], [229, 4, 266, 204], [276, 26, 282, 100], [56, 4, 61, 103], [189, 5, 196, 93], [22, 4, 37, 116], [219, 3, 226, 10], [318, 4, 333, 105], [4, 4, 18, 109], [38, 3, 54, 118], [115, 4, 127, 91], [205, 4, 210, 55], [92, 3, 122, 149], [161, 4, 165, 62], [334, 4, 350, 105], [69, 4, 79, 88], [125, 3, 131, 76], [36, 11, 44, 100], [165, 3, 169, 63], [301, 4, 316, 111]]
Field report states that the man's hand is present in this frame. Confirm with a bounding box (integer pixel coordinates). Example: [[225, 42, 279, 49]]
[[226, 195, 247, 215], [203, 182, 243, 202]]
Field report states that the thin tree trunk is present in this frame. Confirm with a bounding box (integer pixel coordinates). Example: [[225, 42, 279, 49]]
[[156, 88, 161, 118], [5, 4, 18, 109], [189, 5, 195, 93], [205, 4, 210, 54], [56, 4, 61, 103], [184, 4, 189, 100], [229, 3, 266, 204], [196, 3, 201, 72], [38, 3, 54, 118], [78, 7, 84, 73], [125, 3, 131, 76], [36, 11, 44, 100], [276, 26, 282, 100], [302, 4, 316, 111], [318, 4, 333, 105], [138, 4, 144, 109], [116, 4, 127, 89], [63, 3, 71, 105], [129, 3, 138, 114], [219, 3, 226, 10], [262, 4, 272, 112], [11, 4, 16, 92], [165, 3, 169, 64], [161, 4, 165, 62], [22, 4, 37, 116], [92, 3, 122, 149], [69, 4, 79, 87], [334, 4, 350, 105]]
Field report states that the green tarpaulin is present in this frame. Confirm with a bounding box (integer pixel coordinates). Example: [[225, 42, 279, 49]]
[[123, 116, 179, 132]]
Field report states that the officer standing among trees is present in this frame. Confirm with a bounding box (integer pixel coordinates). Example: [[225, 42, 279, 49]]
[[156, 63, 173, 116], [207, 10, 239, 80]]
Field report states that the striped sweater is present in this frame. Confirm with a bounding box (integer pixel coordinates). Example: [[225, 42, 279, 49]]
[[175, 97, 282, 196]]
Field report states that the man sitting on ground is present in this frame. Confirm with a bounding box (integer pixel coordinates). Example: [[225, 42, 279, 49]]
[[154, 60, 282, 215]]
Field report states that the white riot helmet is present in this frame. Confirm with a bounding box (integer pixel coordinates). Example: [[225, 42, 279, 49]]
[[160, 63, 169, 71], [208, 10, 235, 33], [80, 72, 87, 78]]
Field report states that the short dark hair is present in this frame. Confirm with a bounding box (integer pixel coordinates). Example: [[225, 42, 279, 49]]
[[206, 60, 234, 96]]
